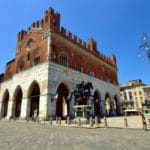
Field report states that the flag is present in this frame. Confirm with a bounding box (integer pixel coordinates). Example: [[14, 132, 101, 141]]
[[55, 92, 58, 102]]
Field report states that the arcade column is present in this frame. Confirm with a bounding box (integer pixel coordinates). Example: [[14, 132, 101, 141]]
[[6, 99, 13, 120], [39, 94, 48, 120], [20, 98, 28, 120]]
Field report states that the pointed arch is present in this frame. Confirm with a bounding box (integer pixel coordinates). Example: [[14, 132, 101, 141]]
[[1, 89, 9, 117], [13, 86, 23, 118], [93, 90, 101, 116], [105, 92, 111, 116], [28, 81, 40, 118], [56, 82, 69, 118]]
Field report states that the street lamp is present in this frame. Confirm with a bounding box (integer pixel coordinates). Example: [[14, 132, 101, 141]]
[[139, 33, 150, 62]]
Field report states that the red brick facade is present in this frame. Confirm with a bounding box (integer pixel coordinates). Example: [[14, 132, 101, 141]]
[[3, 7, 118, 85]]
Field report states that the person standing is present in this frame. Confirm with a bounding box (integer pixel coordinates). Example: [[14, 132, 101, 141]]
[[141, 113, 147, 130]]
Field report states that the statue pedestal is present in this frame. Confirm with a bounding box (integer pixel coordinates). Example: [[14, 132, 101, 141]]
[[73, 105, 92, 124]]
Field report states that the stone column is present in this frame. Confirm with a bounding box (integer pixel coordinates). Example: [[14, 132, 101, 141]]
[[104, 116, 108, 128], [39, 94, 48, 120], [124, 116, 128, 128], [20, 98, 28, 120], [6, 100, 13, 120], [0, 101, 3, 118], [47, 94, 56, 118], [90, 117, 94, 127]]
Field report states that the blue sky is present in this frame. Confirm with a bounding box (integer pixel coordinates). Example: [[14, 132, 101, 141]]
[[0, 0, 150, 85]]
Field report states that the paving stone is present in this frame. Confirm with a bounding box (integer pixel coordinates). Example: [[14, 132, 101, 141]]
[[0, 117, 150, 150]]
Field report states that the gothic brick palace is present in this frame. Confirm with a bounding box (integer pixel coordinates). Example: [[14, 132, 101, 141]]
[[0, 7, 121, 120]]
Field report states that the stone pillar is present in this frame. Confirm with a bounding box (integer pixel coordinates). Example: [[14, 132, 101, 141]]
[[48, 94, 56, 118], [58, 117, 61, 125], [39, 95, 48, 120], [6, 100, 13, 120], [104, 116, 108, 128], [95, 116, 99, 127], [20, 98, 28, 120], [67, 116, 70, 125], [78, 118, 81, 126], [50, 117, 53, 125], [56, 116, 59, 124], [90, 117, 93, 127], [0, 101, 3, 118], [83, 110, 85, 117], [124, 116, 128, 128]]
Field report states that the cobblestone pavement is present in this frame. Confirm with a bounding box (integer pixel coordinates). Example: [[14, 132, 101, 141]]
[[0, 117, 150, 150]]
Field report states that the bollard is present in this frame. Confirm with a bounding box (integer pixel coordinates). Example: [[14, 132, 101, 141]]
[[148, 117, 150, 128], [58, 117, 61, 125], [95, 116, 99, 127], [90, 117, 94, 127], [67, 116, 70, 125], [43, 118, 46, 125], [104, 116, 107, 128], [50, 117, 52, 125], [78, 118, 81, 126], [124, 116, 128, 128], [56, 116, 58, 124]]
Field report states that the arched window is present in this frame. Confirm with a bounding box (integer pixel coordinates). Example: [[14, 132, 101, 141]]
[[32, 48, 41, 66], [59, 52, 68, 67], [87, 69, 94, 76], [19, 59, 25, 71], [18, 56, 26, 72], [87, 63, 94, 77]]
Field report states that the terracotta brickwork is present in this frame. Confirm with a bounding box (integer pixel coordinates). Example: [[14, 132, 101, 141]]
[[3, 7, 118, 85]]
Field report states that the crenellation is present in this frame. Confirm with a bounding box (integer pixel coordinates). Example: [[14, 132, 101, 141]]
[[77, 38, 82, 47], [36, 20, 40, 28], [40, 19, 44, 28], [27, 27, 31, 33], [32, 22, 36, 28], [82, 41, 86, 49], [48, 7, 54, 14], [73, 35, 77, 43], [44, 10, 48, 16], [0, 7, 120, 120], [60, 27, 66, 37], [17, 30, 27, 42], [16, 7, 115, 69], [67, 31, 72, 39]]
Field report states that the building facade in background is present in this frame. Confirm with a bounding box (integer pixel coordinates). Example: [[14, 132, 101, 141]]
[[120, 79, 150, 114], [142, 85, 150, 116], [0, 8, 121, 120]]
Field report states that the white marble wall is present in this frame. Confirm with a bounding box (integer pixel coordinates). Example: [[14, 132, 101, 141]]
[[0, 62, 49, 120], [0, 61, 121, 120]]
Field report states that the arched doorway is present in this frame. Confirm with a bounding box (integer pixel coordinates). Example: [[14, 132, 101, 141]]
[[28, 82, 40, 118], [56, 83, 69, 118], [105, 93, 110, 116], [13, 86, 23, 118], [93, 91, 100, 117], [2, 90, 9, 118]]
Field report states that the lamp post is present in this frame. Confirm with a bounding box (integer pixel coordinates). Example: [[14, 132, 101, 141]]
[[139, 33, 150, 62]]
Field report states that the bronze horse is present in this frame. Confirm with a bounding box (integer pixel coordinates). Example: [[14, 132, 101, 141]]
[[72, 81, 93, 105]]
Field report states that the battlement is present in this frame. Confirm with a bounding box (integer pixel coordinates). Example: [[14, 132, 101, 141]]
[[57, 26, 116, 67], [16, 7, 116, 67], [17, 7, 60, 43]]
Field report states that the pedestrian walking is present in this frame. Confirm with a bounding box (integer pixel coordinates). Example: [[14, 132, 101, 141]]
[[140, 113, 147, 130]]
